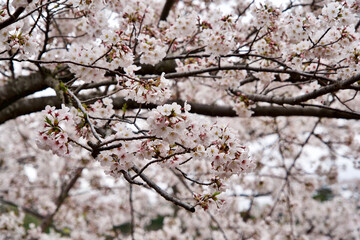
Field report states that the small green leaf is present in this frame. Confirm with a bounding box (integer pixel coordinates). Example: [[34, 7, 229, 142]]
[[45, 116, 52, 125], [122, 103, 128, 113], [59, 81, 68, 93], [212, 191, 221, 197]]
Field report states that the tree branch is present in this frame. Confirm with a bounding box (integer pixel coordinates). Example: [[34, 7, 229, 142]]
[[2, 95, 360, 124], [0, 96, 61, 124], [132, 165, 195, 212], [40, 167, 83, 232], [163, 64, 332, 80], [236, 73, 360, 105], [67, 89, 102, 142], [0, 71, 50, 111], [159, 0, 177, 21], [0, 4, 27, 30], [0, 197, 45, 219]]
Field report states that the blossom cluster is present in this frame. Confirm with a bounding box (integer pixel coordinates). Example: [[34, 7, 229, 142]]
[[206, 124, 254, 177], [203, 29, 234, 56], [100, 30, 134, 69], [201, 14, 236, 57], [67, 43, 108, 82], [321, 2, 355, 25], [121, 1, 155, 26], [87, 98, 115, 123], [36, 98, 116, 157], [92, 102, 254, 180], [137, 35, 167, 65], [120, 72, 172, 104], [252, 2, 280, 29], [1, 29, 37, 56], [165, 11, 198, 40], [0, 6, 38, 57], [146, 102, 190, 144], [145, 103, 255, 176], [97, 146, 136, 177], [36, 105, 73, 157]]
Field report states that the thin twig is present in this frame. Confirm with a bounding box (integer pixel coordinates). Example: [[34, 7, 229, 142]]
[[132, 165, 195, 212], [67, 89, 102, 142], [129, 184, 135, 240]]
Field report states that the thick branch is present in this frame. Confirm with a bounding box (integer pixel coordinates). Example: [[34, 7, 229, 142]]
[[237, 73, 360, 105], [164, 65, 332, 82], [0, 71, 50, 111], [159, 0, 177, 21], [252, 105, 360, 119], [2, 96, 360, 124], [0, 7, 26, 30], [104, 59, 177, 77], [0, 96, 61, 124]]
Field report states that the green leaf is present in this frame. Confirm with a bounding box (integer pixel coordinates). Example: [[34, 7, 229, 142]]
[[122, 103, 128, 113], [59, 81, 68, 93], [45, 116, 52, 125], [212, 191, 221, 197]]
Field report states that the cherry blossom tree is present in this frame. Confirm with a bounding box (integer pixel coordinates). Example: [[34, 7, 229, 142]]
[[1, 0, 360, 239]]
